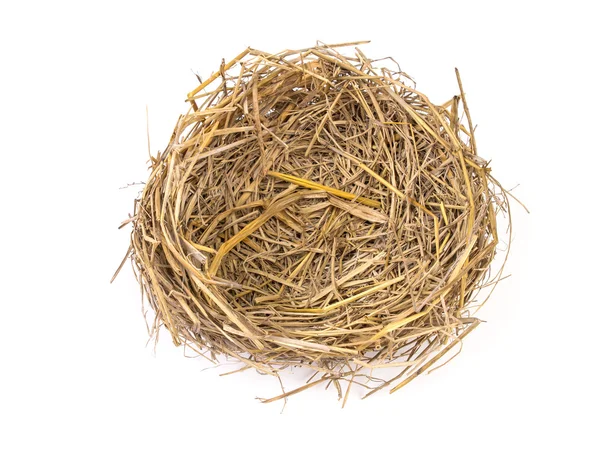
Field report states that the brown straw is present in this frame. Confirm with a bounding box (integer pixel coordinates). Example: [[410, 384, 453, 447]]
[[118, 42, 511, 404]]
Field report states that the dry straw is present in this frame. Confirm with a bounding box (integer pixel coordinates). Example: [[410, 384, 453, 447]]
[[116, 41, 513, 405]]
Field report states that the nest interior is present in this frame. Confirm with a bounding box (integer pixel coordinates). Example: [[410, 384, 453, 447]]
[[124, 42, 509, 403]]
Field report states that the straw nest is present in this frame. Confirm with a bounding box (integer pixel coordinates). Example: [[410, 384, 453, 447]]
[[123, 42, 510, 403]]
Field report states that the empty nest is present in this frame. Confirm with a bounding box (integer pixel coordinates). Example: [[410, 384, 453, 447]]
[[121, 42, 511, 404]]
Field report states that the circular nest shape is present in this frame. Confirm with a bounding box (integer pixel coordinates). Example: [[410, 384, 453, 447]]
[[129, 43, 509, 402]]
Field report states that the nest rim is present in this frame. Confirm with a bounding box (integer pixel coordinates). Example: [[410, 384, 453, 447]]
[[124, 42, 511, 402]]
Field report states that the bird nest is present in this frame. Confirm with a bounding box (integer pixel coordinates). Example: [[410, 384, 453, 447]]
[[121, 42, 511, 404]]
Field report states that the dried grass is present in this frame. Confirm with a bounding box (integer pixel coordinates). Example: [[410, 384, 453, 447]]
[[117, 41, 512, 404]]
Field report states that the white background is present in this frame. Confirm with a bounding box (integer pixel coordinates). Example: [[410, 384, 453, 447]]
[[1, 1, 598, 458]]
